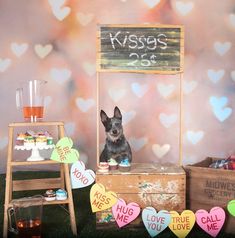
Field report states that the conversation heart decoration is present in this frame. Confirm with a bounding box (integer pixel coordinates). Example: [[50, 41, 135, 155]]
[[168, 210, 195, 238], [209, 96, 232, 122], [195, 207, 225, 237], [142, 207, 171, 237], [70, 161, 95, 189], [112, 198, 140, 228], [50, 137, 79, 163], [90, 183, 118, 213], [227, 200, 235, 217]]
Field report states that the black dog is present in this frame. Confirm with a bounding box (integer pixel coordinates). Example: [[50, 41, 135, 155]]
[[100, 106, 132, 163]]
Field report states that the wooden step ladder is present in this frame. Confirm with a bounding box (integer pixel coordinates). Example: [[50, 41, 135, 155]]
[[3, 121, 77, 237]]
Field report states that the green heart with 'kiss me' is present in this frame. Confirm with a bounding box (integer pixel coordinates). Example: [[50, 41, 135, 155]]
[[50, 137, 79, 164]]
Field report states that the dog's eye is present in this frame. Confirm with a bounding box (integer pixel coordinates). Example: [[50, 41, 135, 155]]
[[115, 122, 121, 127]]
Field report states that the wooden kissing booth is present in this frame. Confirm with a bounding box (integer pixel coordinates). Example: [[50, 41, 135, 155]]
[[95, 24, 185, 228]]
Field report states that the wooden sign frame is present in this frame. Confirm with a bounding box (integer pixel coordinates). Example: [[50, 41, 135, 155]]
[[96, 24, 184, 166], [97, 24, 184, 74]]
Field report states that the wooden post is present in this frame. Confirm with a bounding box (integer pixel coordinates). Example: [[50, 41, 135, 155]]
[[179, 73, 184, 166], [96, 72, 100, 166], [3, 126, 14, 238]]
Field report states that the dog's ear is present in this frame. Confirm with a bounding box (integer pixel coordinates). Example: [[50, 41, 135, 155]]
[[100, 110, 109, 126], [114, 106, 122, 120]]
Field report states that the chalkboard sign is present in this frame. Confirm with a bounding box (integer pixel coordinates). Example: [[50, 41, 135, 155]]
[[97, 24, 184, 74]]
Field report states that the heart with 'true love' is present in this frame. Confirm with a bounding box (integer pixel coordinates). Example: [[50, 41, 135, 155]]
[[90, 183, 117, 213], [168, 210, 195, 238], [112, 198, 140, 228], [51, 137, 79, 163]]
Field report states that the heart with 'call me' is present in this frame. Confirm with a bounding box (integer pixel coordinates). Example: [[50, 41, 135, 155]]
[[195, 207, 225, 237]]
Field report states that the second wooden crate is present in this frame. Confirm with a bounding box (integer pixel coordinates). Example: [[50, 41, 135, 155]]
[[185, 157, 235, 234]]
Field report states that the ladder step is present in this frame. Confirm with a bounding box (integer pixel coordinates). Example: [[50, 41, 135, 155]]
[[13, 178, 63, 191], [9, 121, 64, 127], [11, 160, 60, 166], [9, 199, 70, 206]]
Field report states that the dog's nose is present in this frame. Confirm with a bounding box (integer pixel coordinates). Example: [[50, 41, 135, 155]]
[[112, 129, 118, 135]]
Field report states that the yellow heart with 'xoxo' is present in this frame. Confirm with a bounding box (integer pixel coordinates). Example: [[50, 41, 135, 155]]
[[90, 183, 117, 213]]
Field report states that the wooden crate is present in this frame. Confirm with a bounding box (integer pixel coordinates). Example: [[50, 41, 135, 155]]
[[185, 157, 235, 234], [95, 163, 185, 229]]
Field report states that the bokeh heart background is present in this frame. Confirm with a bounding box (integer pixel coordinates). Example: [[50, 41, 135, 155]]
[[0, 0, 235, 171]]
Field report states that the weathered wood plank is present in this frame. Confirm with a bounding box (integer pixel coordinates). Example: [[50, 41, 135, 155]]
[[96, 163, 185, 175], [96, 174, 185, 194]]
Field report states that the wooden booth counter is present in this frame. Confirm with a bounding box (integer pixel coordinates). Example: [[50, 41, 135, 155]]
[[96, 163, 185, 229], [185, 157, 235, 234]]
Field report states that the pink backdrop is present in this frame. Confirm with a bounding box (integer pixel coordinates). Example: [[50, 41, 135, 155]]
[[0, 0, 235, 172]]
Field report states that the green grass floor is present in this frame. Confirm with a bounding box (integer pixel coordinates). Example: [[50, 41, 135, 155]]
[[0, 171, 233, 238]]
